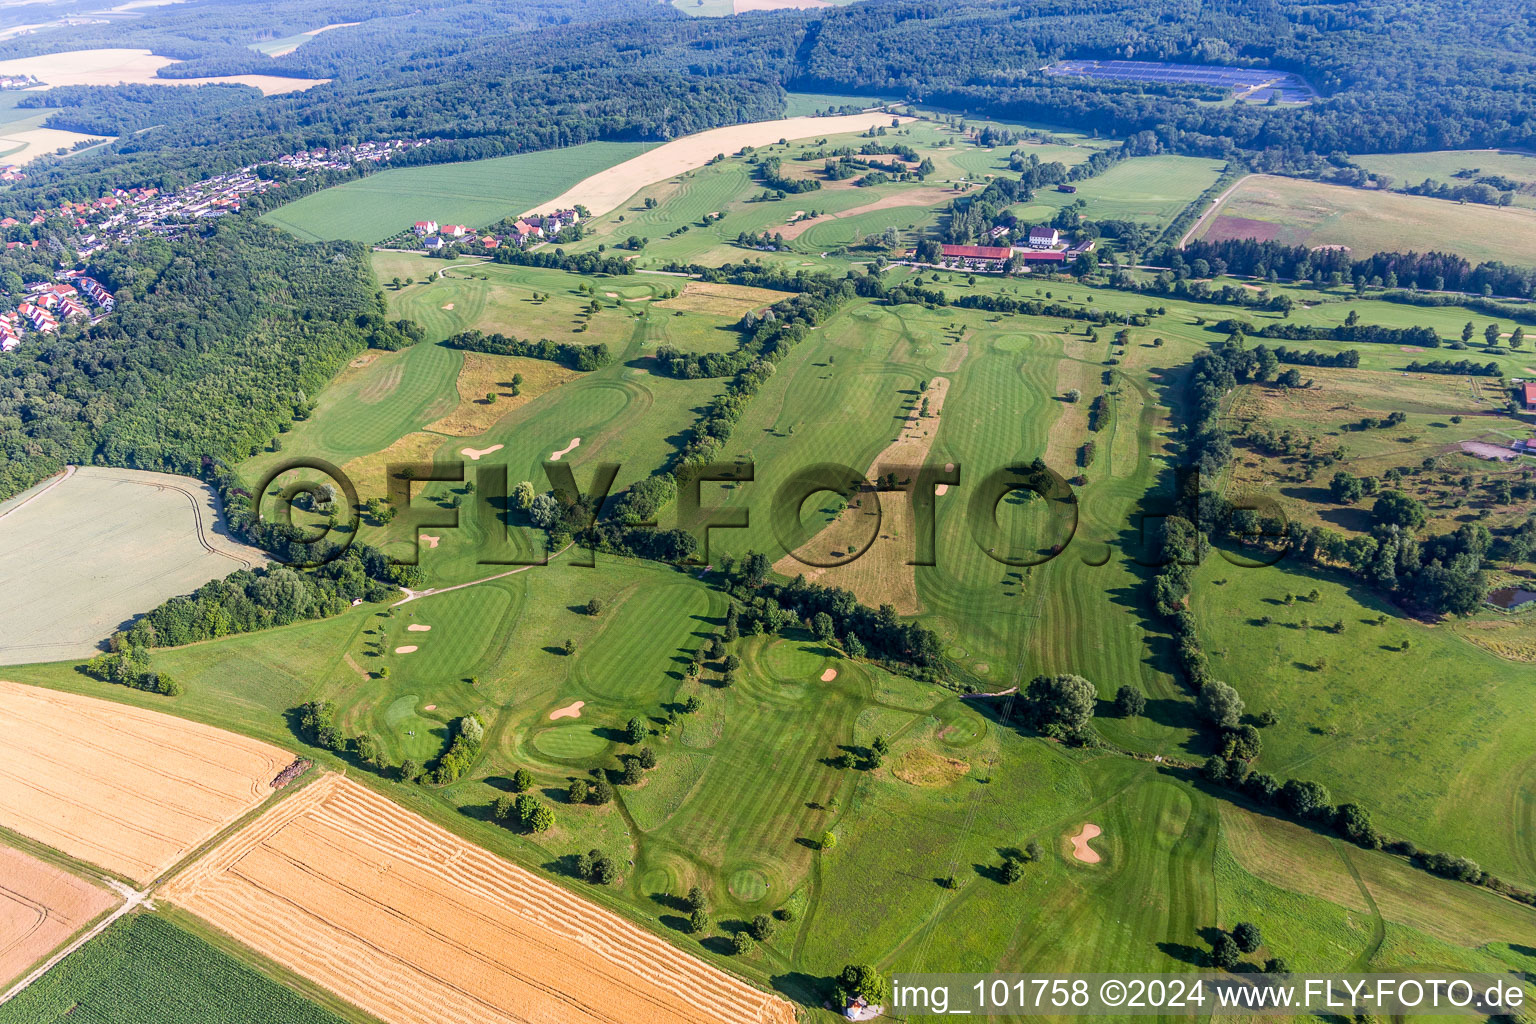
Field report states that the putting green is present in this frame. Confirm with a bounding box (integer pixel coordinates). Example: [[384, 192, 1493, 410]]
[[384, 695, 448, 762], [532, 724, 610, 760], [761, 639, 829, 681], [728, 867, 770, 902]]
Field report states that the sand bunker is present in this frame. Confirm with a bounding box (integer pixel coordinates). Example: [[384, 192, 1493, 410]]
[[1069, 822, 1103, 863], [820, 668, 838, 682], [420, 535, 440, 548], [441, 303, 455, 310], [424, 704, 437, 711], [934, 483, 949, 496], [461, 444, 504, 460], [548, 701, 586, 721], [549, 437, 582, 460], [395, 646, 418, 654], [407, 624, 432, 632], [523, 112, 912, 219]]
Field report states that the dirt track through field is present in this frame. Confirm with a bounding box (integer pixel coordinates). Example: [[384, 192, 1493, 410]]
[[0, 680, 291, 884], [0, 846, 115, 987], [163, 774, 797, 1024]]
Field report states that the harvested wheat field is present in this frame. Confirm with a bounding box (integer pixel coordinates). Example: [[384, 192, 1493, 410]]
[[0, 846, 115, 987], [163, 774, 796, 1024], [524, 112, 911, 218], [0, 680, 292, 884], [0, 48, 326, 93]]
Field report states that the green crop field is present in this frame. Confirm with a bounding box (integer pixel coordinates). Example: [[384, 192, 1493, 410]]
[[0, 913, 366, 1024], [261, 141, 654, 243], [1198, 173, 1536, 265], [1356, 149, 1536, 210]]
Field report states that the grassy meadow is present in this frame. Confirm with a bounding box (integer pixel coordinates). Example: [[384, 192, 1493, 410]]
[[261, 141, 655, 242], [1199, 174, 1536, 266], [1356, 149, 1536, 210]]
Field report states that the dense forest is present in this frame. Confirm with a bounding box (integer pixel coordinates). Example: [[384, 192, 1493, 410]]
[[6, 0, 1536, 214], [0, 219, 414, 501]]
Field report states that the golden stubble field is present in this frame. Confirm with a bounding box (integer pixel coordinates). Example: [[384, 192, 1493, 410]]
[[0, 680, 293, 884], [162, 773, 797, 1024], [0, 846, 114, 987]]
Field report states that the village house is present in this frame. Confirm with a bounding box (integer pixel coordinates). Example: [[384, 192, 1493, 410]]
[[1027, 225, 1060, 249], [1522, 381, 1536, 410], [422, 235, 443, 250], [413, 220, 439, 237], [441, 224, 468, 238]]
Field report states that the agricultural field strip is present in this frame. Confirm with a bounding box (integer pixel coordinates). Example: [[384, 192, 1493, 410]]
[[163, 774, 796, 1024], [0, 846, 116, 990], [0, 680, 290, 884], [524, 112, 914, 218]]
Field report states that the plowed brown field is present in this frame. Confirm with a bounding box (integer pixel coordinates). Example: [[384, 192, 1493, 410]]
[[163, 774, 797, 1024], [0, 680, 292, 883], [0, 846, 114, 986]]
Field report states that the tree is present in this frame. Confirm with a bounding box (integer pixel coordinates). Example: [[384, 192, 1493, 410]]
[[511, 768, 534, 792], [730, 931, 754, 955], [625, 716, 647, 744], [588, 777, 614, 804], [1113, 685, 1146, 717], [1485, 323, 1502, 346], [749, 914, 775, 941], [1329, 471, 1364, 505], [1280, 779, 1332, 819], [685, 885, 706, 912], [1264, 957, 1290, 974], [1211, 933, 1241, 970], [836, 964, 889, 1008], [1001, 858, 1024, 883], [561, 638, 576, 655], [821, 830, 838, 851], [637, 746, 657, 769], [1232, 921, 1262, 953], [811, 611, 835, 642], [689, 907, 708, 933], [1197, 680, 1245, 729], [353, 733, 381, 767], [1373, 490, 1427, 530], [1023, 673, 1098, 734], [567, 778, 589, 804], [511, 480, 537, 511], [398, 758, 421, 782], [621, 757, 644, 785], [585, 597, 603, 616], [1462, 321, 1475, 343], [526, 802, 555, 833], [683, 695, 702, 713]]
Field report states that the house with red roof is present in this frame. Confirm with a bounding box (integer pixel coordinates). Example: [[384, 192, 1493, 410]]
[[1522, 381, 1536, 410]]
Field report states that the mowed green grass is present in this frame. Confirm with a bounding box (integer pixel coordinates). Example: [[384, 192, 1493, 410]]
[[1199, 173, 1536, 265], [1356, 149, 1536, 210], [0, 912, 367, 1024], [1009, 154, 1227, 227], [261, 141, 655, 242], [1192, 555, 1536, 888]]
